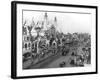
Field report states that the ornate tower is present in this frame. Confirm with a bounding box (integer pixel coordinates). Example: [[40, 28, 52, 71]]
[[54, 16, 57, 28], [43, 12, 48, 30]]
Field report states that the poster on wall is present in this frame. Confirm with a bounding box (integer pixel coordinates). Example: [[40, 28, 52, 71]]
[[11, 1, 98, 79]]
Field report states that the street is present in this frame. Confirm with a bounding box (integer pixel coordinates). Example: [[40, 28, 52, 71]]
[[27, 51, 74, 69]]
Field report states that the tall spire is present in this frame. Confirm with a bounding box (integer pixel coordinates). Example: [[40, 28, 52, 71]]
[[44, 12, 48, 19], [54, 16, 57, 22], [54, 16, 57, 29], [43, 12, 48, 30]]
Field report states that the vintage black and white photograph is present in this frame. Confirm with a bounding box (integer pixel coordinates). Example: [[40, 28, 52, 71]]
[[11, 1, 97, 79], [22, 11, 91, 69]]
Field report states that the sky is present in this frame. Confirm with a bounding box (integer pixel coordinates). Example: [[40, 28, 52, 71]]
[[23, 10, 92, 34]]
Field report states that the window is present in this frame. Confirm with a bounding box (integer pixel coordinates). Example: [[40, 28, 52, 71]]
[[25, 43, 27, 49], [27, 36, 29, 41]]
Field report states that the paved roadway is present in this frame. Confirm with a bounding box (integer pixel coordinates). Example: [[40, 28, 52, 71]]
[[27, 51, 74, 69]]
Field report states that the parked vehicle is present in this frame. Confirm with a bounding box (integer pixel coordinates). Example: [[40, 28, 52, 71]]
[[59, 61, 66, 67]]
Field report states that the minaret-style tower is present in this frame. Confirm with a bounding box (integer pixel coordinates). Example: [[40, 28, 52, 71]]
[[44, 12, 48, 20], [54, 16, 57, 29], [43, 12, 48, 30]]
